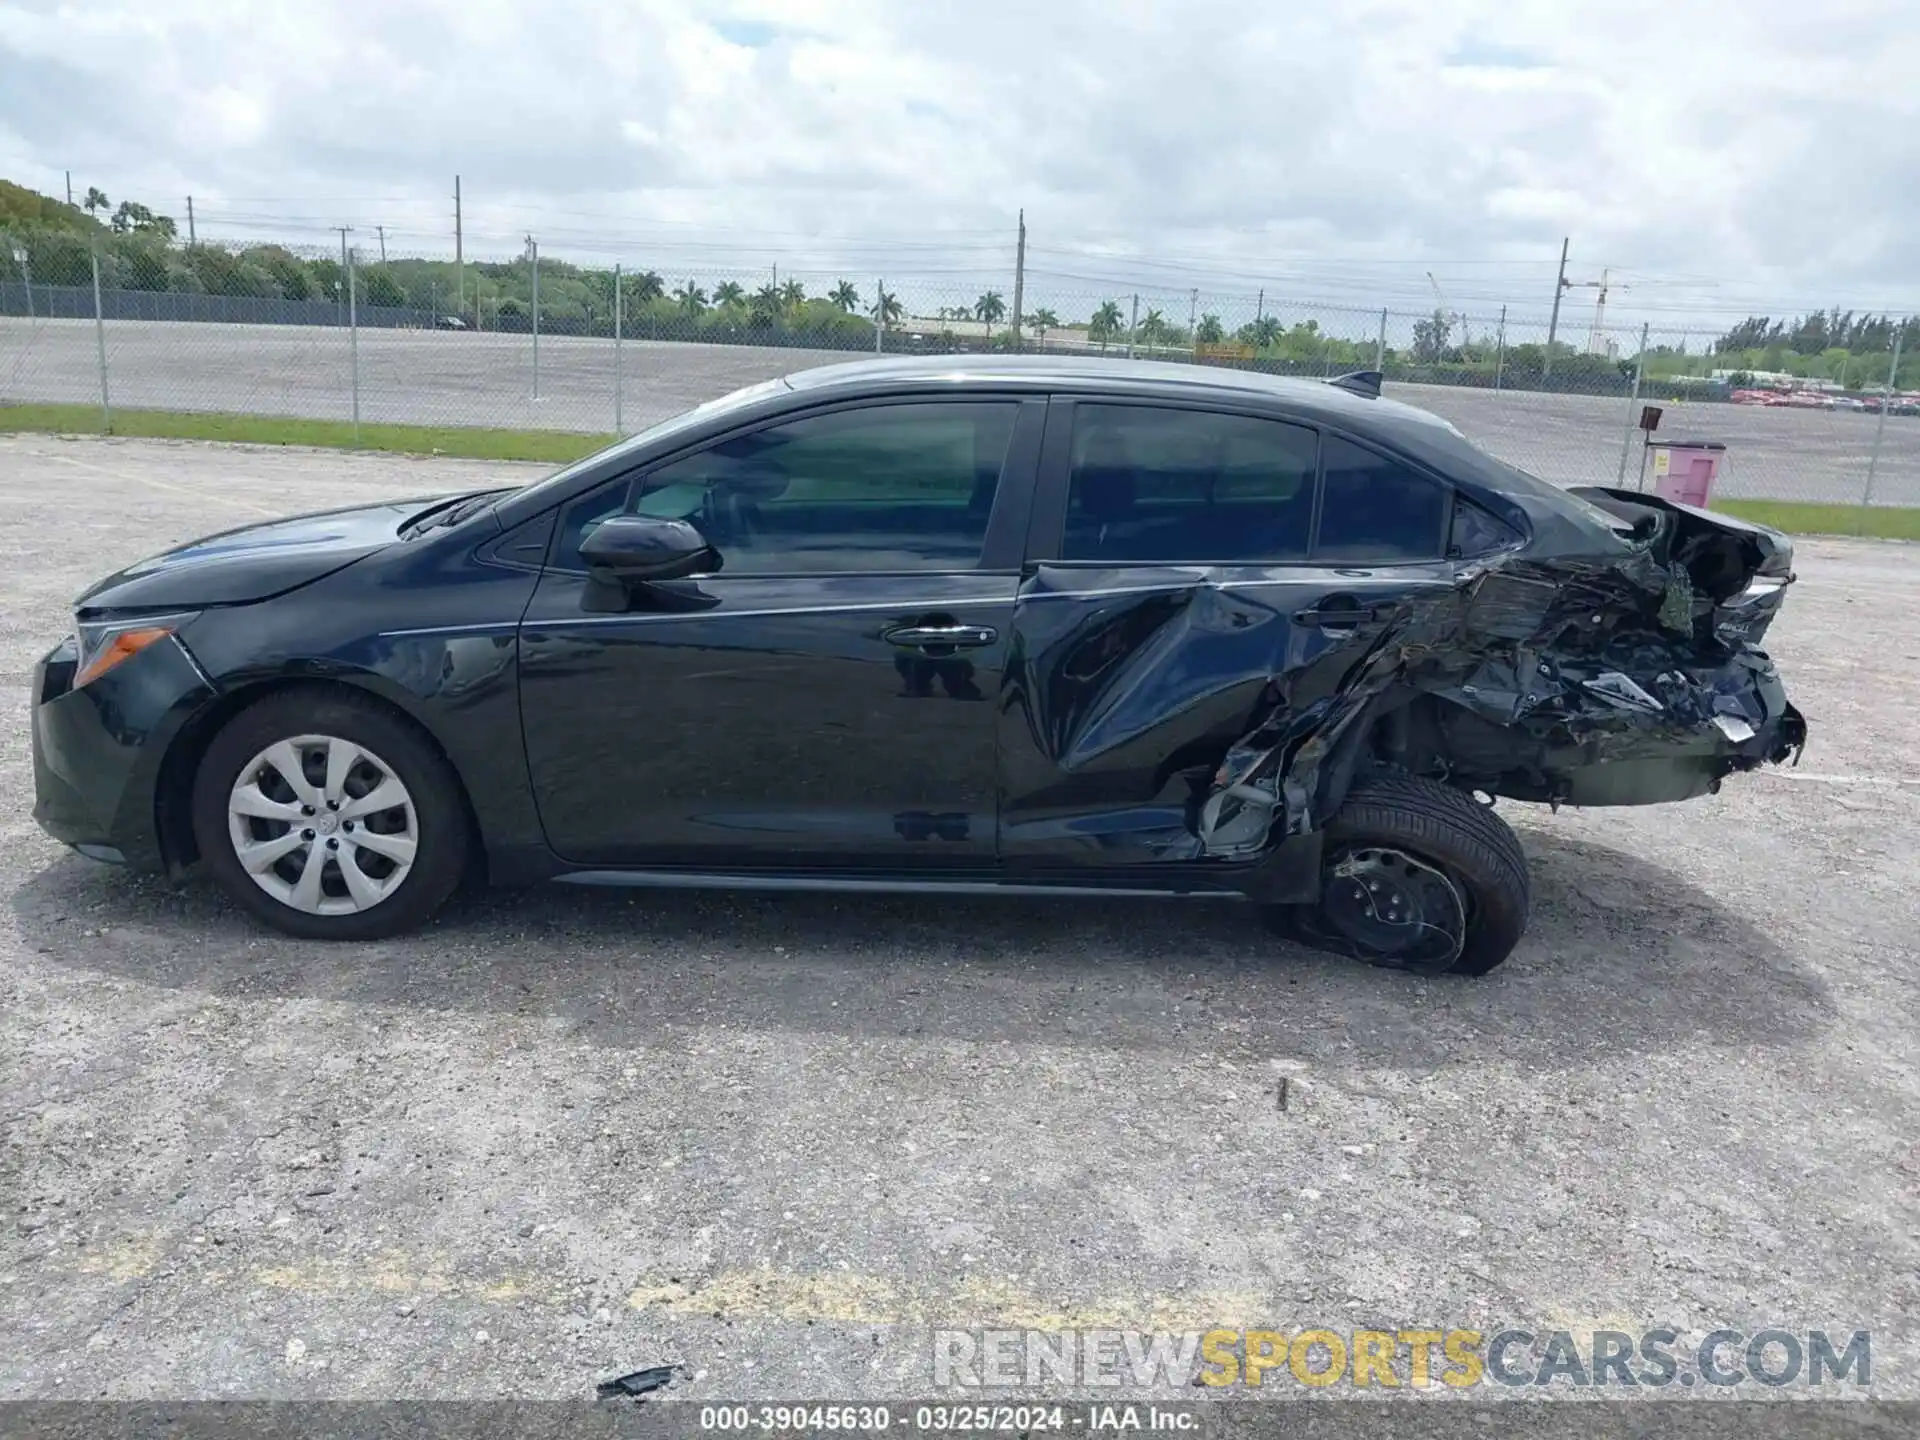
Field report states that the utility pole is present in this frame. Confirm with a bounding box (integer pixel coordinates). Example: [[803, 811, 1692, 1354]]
[[454, 175, 465, 320], [333, 225, 353, 326], [1494, 304, 1508, 390], [1010, 209, 1026, 352], [65, 171, 73, 206], [1187, 287, 1197, 358], [1544, 236, 1570, 382], [376, 224, 387, 264], [1126, 293, 1139, 359], [613, 262, 624, 434], [186, 196, 196, 246], [874, 278, 885, 354], [525, 234, 540, 400]]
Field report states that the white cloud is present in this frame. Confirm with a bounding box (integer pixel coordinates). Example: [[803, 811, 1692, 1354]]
[[1, 0, 1915, 332]]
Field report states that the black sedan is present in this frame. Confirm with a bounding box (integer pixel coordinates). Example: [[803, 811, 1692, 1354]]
[[31, 357, 1805, 974]]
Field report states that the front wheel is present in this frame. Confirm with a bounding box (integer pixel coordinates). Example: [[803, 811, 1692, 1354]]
[[191, 689, 470, 940], [1268, 771, 1530, 976]]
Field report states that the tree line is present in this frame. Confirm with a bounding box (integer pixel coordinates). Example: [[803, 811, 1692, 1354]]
[[7, 180, 1914, 388]]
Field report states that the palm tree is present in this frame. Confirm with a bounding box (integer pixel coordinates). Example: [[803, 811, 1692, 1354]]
[[713, 280, 746, 308], [675, 280, 707, 316], [749, 283, 783, 325], [871, 289, 903, 327], [1089, 300, 1125, 350], [779, 278, 806, 311], [1139, 308, 1168, 348], [83, 186, 109, 219], [829, 280, 860, 313], [1026, 307, 1060, 351], [974, 290, 1006, 337], [1242, 315, 1282, 350], [631, 270, 665, 305], [1195, 313, 1224, 346]]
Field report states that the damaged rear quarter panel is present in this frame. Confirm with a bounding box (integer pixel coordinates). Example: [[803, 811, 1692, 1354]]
[[995, 495, 1805, 875]]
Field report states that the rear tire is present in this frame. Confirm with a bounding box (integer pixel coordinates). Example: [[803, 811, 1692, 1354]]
[[1270, 771, 1530, 976], [191, 688, 469, 940]]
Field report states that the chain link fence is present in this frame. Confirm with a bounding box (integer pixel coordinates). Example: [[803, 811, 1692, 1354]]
[[2, 236, 1916, 515]]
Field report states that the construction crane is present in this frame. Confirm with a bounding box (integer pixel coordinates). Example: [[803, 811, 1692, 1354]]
[[1564, 267, 1631, 355], [1427, 272, 1472, 347]]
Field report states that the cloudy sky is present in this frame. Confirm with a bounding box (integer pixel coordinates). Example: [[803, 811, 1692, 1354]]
[[2, 0, 1915, 337]]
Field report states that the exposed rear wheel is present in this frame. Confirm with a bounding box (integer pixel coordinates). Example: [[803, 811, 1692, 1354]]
[[1268, 771, 1530, 976], [191, 690, 469, 940]]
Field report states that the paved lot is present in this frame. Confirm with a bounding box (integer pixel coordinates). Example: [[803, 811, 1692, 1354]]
[[2, 435, 1918, 1405], [4, 317, 1918, 507]]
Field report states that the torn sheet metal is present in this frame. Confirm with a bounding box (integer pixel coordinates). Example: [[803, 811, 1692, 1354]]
[[1005, 488, 1805, 867]]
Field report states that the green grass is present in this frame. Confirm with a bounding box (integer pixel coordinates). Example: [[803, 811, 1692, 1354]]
[[1712, 498, 1920, 541], [0, 403, 612, 465], [4, 403, 1918, 540]]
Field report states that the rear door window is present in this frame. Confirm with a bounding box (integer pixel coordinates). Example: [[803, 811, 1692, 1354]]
[[1314, 437, 1450, 562], [1063, 406, 1320, 563]]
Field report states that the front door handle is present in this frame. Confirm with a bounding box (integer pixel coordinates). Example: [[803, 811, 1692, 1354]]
[[883, 623, 999, 653]]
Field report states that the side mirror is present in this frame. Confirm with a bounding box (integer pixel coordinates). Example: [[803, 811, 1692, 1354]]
[[578, 514, 718, 583]]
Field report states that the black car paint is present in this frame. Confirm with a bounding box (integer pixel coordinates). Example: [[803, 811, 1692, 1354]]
[[515, 396, 1047, 871], [32, 633, 216, 869], [75, 499, 439, 613], [30, 356, 1806, 906]]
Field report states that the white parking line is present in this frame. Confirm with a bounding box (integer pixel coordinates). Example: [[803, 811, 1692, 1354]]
[[19, 446, 278, 516]]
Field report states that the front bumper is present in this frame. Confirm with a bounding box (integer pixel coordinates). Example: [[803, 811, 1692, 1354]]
[[31, 633, 216, 871]]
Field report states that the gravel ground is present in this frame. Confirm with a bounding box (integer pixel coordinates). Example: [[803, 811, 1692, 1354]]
[[4, 317, 1918, 507], [1, 435, 1917, 1406]]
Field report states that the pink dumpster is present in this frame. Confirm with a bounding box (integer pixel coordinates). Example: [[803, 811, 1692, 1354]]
[[1649, 439, 1727, 507]]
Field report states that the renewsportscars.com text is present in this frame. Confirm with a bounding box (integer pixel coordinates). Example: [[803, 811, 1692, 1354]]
[[933, 1327, 1871, 1390]]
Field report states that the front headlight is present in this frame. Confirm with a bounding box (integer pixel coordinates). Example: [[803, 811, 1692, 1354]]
[[72, 612, 198, 688]]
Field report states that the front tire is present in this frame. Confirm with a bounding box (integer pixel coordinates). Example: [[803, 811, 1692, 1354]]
[[1270, 771, 1530, 976], [191, 689, 470, 940]]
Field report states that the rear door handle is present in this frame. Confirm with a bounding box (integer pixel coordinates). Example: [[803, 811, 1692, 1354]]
[[883, 624, 999, 652], [1294, 600, 1393, 629]]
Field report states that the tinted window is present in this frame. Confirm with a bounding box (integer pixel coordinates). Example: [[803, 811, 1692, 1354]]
[[1315, 437, 1448, 561], [1449, 497, 1523, 557], [558, 402, 1018, 574], [1064, 406, 1318, 563]]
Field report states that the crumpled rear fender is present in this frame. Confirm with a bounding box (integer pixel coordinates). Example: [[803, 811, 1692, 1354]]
[[1197, 536, 1806, 858], [1007, 509, 1807, 868]]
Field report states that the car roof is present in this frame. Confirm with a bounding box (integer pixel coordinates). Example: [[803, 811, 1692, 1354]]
[[782, 353, 1462, 435]]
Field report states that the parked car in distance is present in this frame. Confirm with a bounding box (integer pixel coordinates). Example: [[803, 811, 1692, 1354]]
[[31, 357, 1806, 975]]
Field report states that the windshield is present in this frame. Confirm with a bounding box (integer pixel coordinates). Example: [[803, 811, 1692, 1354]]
[[503, 376, 794, 508]]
